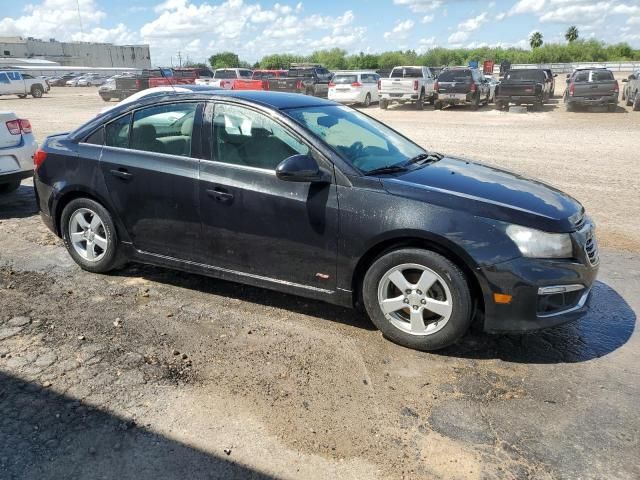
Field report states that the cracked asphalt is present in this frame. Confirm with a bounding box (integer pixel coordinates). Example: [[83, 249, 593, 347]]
[[0, 90, 639, 479]]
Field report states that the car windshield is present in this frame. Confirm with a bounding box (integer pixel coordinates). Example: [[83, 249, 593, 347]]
[[286, 105, 425, 173], [390, 68, 423, 78], [505, 70, 545, 82], [438, 70, 472, 82], [239, 70, 253, 78], [333, 75, 358, 84]]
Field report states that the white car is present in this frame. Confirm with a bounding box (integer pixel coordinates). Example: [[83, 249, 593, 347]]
[[195, 68, 253, 88], [328, 71, 380, 107], [0, 111, 37, 193], [77, 74, 107, 87]]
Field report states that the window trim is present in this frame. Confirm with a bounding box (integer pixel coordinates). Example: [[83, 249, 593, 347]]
[[205, 100, 320, 174]]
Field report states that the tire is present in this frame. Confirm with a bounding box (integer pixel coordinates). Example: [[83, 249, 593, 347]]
[[0, 181, 21, 194], [362, 248, 473, 351], [362, 93, 371, 108], [625, 95, 632, 107], [379, 98, 388, 110], [17, 94, 27, 99], [415, 91, 424, 110], [634, 93, 640, 112], [470, 94, 479, 111], [434, 100, 443, 110], [31, 85, 44, 98], [428, 94, 435, 105], [61, 198, 124, 273], [495, 101, 506, 110]]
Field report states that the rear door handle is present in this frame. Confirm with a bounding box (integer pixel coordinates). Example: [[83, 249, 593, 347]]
[[110, 169, 133, 180], [206, 188, 234, 203]]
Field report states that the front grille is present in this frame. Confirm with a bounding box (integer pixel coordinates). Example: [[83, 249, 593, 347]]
[[585, 234, 599, 266]]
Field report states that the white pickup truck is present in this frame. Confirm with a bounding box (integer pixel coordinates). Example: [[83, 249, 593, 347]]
[[195, 68, 253, 89], [379, 66, 435, 110], [0, 70, 47, 98]]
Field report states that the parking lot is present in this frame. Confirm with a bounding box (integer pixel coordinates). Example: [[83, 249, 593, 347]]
[[1, 88, 639, 479]]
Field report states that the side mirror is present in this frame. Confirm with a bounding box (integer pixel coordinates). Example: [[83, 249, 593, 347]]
[[276, 154, 331, 184]]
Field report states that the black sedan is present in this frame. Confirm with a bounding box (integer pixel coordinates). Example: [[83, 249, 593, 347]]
[[33, 91, 598, 351]]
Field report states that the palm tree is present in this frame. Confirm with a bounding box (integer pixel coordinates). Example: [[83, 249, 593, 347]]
[[530, 31, 544, 49], [565, 26, 579, 43]]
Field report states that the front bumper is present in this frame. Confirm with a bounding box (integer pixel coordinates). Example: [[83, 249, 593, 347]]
[[478, 256, 598, 333]]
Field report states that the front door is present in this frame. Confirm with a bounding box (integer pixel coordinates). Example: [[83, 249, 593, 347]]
[[198, 102, 339, 290], [99, 101, 203, 259]]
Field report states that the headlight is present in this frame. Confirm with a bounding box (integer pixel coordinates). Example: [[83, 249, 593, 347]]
[[506, 225, 573, 258]]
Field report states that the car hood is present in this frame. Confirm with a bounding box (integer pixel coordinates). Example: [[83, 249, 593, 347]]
[[382, 156, 583, 232]]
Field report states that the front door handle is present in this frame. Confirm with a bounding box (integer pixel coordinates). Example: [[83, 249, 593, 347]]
[[206, 188, 234, 204], [110, 168, 133, 180]]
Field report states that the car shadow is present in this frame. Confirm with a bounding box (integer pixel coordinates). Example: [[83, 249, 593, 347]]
[[439, 281, 635, 364], [0, 371, 278, 479], [0, 182, 38, 219], [113, 263, 376, 332]]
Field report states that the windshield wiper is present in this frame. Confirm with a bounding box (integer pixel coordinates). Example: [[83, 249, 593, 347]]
[[364, 165, 408, 176], [405, 152, 444, 166]]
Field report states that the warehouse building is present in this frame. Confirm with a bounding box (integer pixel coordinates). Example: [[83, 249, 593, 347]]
[[0, 36, 151, 68]]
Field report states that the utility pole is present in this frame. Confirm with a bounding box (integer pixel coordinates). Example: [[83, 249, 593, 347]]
[[76, 0, 84, 35], [177, 51, 182, 68]]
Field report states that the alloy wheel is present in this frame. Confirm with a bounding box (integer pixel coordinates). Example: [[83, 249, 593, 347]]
[[377, 263, 453, 336], [68, 208, 108, 262]]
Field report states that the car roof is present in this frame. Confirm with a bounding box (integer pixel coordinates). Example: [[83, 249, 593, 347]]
[[69, 91, 337, 142], [334, 70, 377, 74]]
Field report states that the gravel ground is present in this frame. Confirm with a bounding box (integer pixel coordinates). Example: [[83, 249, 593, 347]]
[[0, 88, 639, 479]]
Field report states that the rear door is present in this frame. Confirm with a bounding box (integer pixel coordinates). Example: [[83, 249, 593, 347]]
[[198, 102, 339, 288], [99, 101, 204, 260]]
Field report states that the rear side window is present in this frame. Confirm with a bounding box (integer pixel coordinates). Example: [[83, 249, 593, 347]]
[[84, 127, 105, 146], [105, 114, 131, 148], [131, 103, 199, 156], [591, 70, 614, 81], [438, 70, 472, 82], [390, 68, 423, 78]]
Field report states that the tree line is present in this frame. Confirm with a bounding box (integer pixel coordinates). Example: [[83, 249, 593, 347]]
[[193, 39, 640, 71]]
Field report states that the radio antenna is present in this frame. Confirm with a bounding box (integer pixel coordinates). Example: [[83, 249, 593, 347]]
[[158, 66, 178, 97]]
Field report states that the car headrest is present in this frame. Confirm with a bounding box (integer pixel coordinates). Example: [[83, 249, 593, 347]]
[[181, 116, 194, 136], [132, 124, 157, 145]]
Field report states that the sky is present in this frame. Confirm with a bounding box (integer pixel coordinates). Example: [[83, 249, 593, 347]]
[[1, 0, 639, 66]]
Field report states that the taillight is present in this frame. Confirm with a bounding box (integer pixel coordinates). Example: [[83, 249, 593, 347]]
[[33, 149, 47, 171], [351, 82, 362, 87], [18, 119, 32, 134], [613, 81, 619, 93], [413, 80, 419, 91], [328, 82, 336, 87], [434, 81, 439, 92], [569, 83, 575, 96], [6, 120, 21, 135], [470, 83, 477, 93]]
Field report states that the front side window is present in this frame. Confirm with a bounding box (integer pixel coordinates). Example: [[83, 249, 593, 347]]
[[287, 105, 424, 173], [213, 104, 309, 170], [105, 114, 131, 148], [130, 103, 198, 156]]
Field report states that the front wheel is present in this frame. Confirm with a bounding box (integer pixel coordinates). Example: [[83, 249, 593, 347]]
[[362, 248, 473, 351], [61, 198, 124, 273], [31, 85, 44, 98]]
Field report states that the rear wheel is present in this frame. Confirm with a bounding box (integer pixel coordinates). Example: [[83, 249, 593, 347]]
[[379, 98, 388, 110], [0, 181, 21, 194], [362, 93, 371, 108], [61, 198, 124, 273], [362, 248, 473, 351], [415, 91, 424, 110], [434, 100, 443, 110], [470, 94, 480, 111], [633, 93, 640, 112]]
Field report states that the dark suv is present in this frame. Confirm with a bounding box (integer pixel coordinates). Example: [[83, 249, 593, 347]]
[[34, 91, 598, 352], [434, 68, 491, 110]]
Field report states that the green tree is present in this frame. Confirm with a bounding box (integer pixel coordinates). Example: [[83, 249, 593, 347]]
[[565, 26, 579, 43], [309, 48, 348, 70], [530, 31, 544, 49], [209, 52, 240, 69]]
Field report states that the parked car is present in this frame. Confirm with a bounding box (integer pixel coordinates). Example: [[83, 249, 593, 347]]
[[34, 91, 598, 352], [622, 71, 640, 111], [110, 68, 196, 101], [328, 70, 380, 107], [484, 75, 500, 103], [49, 74, 80, 86], [195, 68, 253, 89], [434, 68, 491, 110], [0, 70, 47, 98], [77, 74, 108, 87], [265, 64, 332, 97], [495, 69, 551, 111], [542, 68, 557, 97], [0, 111, 37, 193], [233, 70, 288, 91], [564, 68, 619, 112], [379, 66, 436, 110]]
